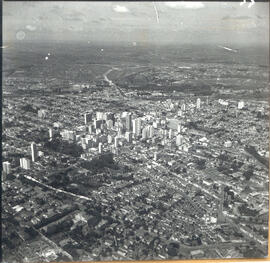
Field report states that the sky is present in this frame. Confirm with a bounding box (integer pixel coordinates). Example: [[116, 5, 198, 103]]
[[3, 1, 269, 46]]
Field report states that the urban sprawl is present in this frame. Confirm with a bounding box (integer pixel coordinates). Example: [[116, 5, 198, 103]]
[[2, 70, 269, 262]]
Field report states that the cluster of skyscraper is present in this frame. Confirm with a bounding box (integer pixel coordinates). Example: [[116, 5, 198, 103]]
[[1, 97, 201, 180], [78, 108, 190, 158], [2, 97, 251, 180], [15, 142, 38, 172]]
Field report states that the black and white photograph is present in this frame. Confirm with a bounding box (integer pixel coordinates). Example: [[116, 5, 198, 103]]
[[2, 1, 269, 262]]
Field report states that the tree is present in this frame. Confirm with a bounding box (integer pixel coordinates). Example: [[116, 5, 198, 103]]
[[167, 242, 180, 257], [243, 169, 253, 181]]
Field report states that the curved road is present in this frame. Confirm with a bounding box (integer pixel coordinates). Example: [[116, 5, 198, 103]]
[[23, 175, 92, 201], [103, 67, 127, 98]]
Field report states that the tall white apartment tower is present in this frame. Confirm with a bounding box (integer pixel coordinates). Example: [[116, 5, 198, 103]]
[[31, 142, 37, 162], [196, 98, 201, 110]]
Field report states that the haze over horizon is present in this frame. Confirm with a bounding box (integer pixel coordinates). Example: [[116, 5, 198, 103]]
[[3, 1, 269, 47]]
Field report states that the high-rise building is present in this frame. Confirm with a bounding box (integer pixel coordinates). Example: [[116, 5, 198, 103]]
[[48, 128, 54, 140], [149, 126, 154, 138], [176, 134, 183, 146], [132, 118, 142, 136], [238, 100, 245, 109], [98, 142, 103, 154], [31, 142, 37, 162], [178, 110, 182, 117], [132, 120, 136, 134], [61, 130, 76, 141], [196, 98, 201, 109], [126, 132, 132, 143], [96, 112, 104, 120], [20, 158, 31, 170], [161, 119, 166, 126], [113, 147, 120, 155], [94, 119, 102, 129], [86, 138, 91, 145], [118, 127, 124, 137], [86, 134, 91, 140], [126, 113, 132, 131], [82, 143, 87, 150], [164, 129, 168, 138], [181, 103, 186, 111], [218, 99, 228, 106], [169, 129, 173, 139], [177, 124, 181, 134], [106, 119, 114, 129], [224, 141, 232, 148], [104, 112, 115, 122], [81, 138, 87, 145], [2, 161, 11, 179], [107, 135, 113, 144], [89, 125, 94, 134], [115, 137, 120, 148], [116, 119, 124, 130], [93, 137, 100, 146], [121, 111, 128, 118], [170, 103, 175, 111], [84, 112, 92, 125], [142, 127, 148, 139], [119, 117, 126, 128], [137, 118, 142, 135]]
